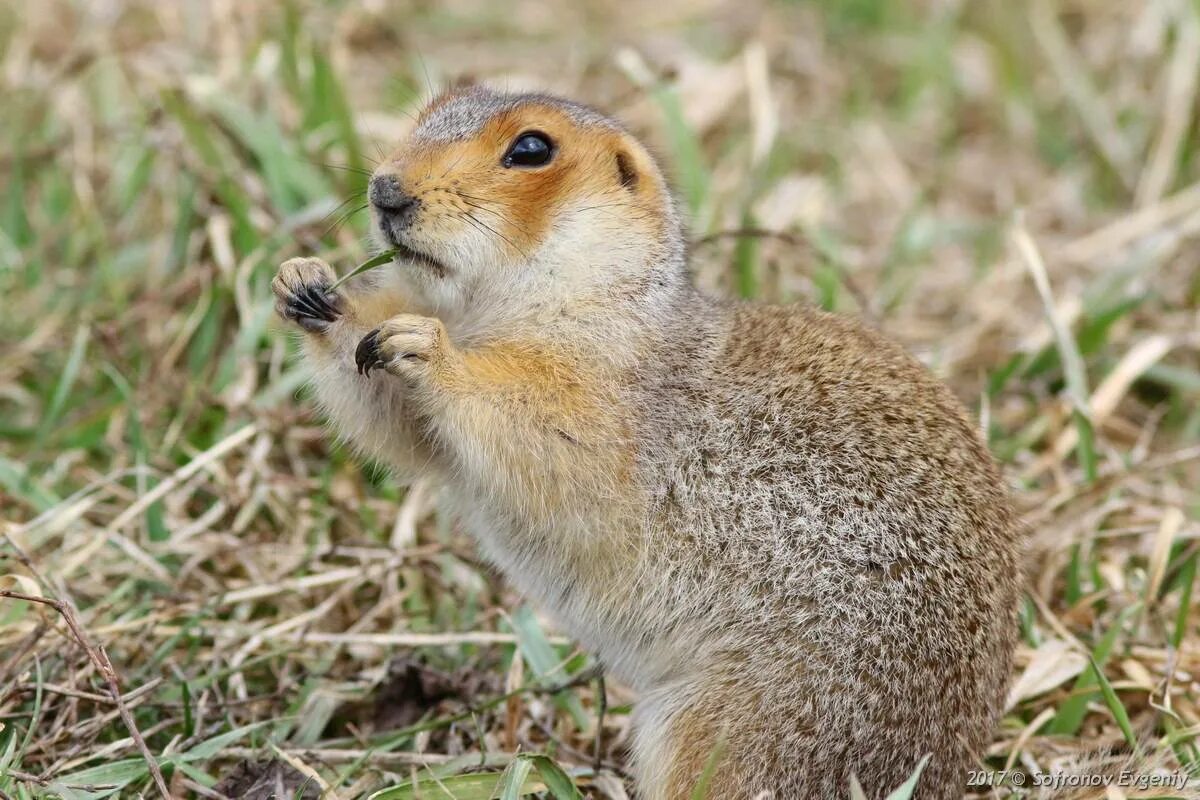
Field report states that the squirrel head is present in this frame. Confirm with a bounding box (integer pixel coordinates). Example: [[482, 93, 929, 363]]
[[368, 87, 686, 321]]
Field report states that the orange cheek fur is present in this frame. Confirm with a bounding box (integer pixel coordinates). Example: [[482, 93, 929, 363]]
[[380, 105, 666, 262]]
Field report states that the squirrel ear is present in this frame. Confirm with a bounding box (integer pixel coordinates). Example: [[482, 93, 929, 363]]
[[615, 151, 639, 190]]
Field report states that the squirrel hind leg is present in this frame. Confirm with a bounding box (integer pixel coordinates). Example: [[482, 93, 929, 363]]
[[630, 678, 763, 800], [633, 671, 971, 800]]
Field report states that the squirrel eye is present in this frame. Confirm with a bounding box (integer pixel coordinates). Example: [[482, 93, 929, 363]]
[[503, 132, 554, 168]]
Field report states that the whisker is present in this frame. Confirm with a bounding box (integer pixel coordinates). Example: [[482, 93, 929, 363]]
[[496, 117, 523, 146], [438, 150, 468, 181], [462, 210, 528, 259], [369, 128, 389, 164], [571, 201, 654, 220], [386, 74, 422, 118], [316, 191, 367, 227], [311, 160, 373, 177], [455, 190, 507, 207], [456, 210, 499, 246], [353, 127, 385, 167], [459, 197, 519, 228], [322, 202, 369, 240], [414, 46, 435, 101], [453, 192, 526, 227]]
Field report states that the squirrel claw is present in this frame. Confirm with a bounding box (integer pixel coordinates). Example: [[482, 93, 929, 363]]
[[355, 328, 384, 376], [302, 284, 341, 321], [273, 257, 342, 332], [354, 315, 447, 380], [284, 285, 340, 332]]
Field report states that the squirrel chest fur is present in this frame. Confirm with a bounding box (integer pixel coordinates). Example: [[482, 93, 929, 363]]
[[273, 87, 1021, 799]]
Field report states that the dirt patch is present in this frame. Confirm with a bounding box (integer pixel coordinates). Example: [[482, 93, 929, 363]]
[[213, 759, 322, 800], [329, 655, 499, 737]]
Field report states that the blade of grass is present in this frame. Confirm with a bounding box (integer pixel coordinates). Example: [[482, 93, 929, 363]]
[[172, 760, 217, 790], [11, 658, 44, 778], [369, 769, 543, 800], [884, 754, 932, 800], [526, 755, 585, 800], [0, 456, 59, 512], [3, 146, 32, 248], [328, 250, 399, 290], [1048, 603, 1138, 734], [312, 49, 365, 175], [1088, 655, 1140, 753], [174, 719, 274, 761], [33, 323, 89, 451], [734, 210, 759, 299], [511, 606, 589, 731], [654, 84, 708, 215], [114, 145, 156, 214], [0, 724, 20, 790], [160, 89, 259, 252], [1172, 550, 1197, 650], [615, 50, 709, 215], [1013, 219, 1097, 482], [206, 96, 331, 212], [101, 364, 168, 542], [49, 758, 150, 800], [497, 757, 534, 800], [689, 737, 727, 800]]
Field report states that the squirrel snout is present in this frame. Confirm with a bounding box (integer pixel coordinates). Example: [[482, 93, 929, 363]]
[[369, 174, 419, 229]]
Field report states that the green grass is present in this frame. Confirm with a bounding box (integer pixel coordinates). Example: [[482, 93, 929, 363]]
[[1, 1, 1199, 798]]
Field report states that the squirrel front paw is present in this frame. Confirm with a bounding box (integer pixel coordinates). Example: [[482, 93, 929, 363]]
[[273, 257, 343, 332], [355, 314, 452, 382]]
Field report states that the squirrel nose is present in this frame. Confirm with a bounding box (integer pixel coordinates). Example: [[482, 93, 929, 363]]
[[369, 174, 418, 219]]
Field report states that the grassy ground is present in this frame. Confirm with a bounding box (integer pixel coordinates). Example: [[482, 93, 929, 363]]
[[1, 0, 1199, 798]]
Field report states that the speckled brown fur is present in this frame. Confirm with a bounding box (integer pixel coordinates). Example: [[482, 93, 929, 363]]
[[273, 87, 1022, 799]]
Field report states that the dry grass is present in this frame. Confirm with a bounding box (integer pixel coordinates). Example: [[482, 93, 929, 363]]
[[1, 0, 1199, 798]]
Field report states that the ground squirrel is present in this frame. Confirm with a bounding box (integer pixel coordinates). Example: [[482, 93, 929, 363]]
[[272, 87, 1022, 798]]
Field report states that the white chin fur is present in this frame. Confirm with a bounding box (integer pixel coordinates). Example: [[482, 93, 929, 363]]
[[366, 197, 668, 337]]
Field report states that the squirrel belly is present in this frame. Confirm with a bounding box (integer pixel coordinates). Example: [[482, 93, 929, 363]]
[[274, 86, 1022, 799]]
